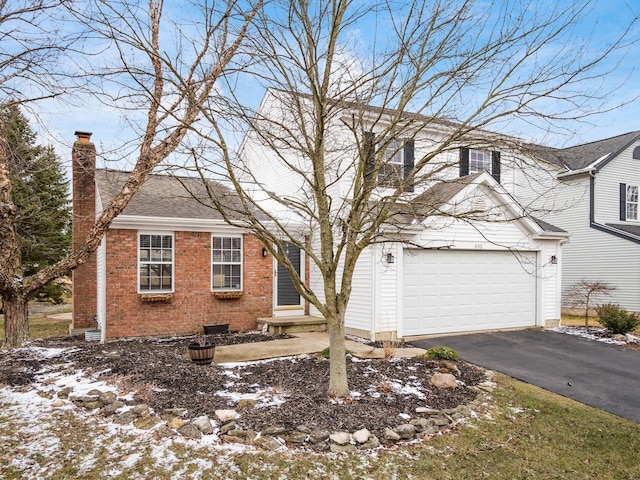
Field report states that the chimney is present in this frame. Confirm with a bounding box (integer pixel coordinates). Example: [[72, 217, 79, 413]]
[[71, 131, 98, 332]]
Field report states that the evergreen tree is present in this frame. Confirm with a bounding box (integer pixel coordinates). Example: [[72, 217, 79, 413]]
[[2, 105, 70, 304]]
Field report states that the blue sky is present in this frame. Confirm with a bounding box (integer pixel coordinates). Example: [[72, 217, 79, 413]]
[[31, 0, 640, 167]]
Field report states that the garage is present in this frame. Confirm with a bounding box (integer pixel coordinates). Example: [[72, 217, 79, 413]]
[[402, 249, 537, 337]]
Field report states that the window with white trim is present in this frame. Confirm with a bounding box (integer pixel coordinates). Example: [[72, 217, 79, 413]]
[[469, 149, 492, 174], [212, 236, 242, 290], [139, 233, 173, 292], [627, 185, 639, 220]]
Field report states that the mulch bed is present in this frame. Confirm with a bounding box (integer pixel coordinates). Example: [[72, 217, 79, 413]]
[[0, 333, 486, 439]]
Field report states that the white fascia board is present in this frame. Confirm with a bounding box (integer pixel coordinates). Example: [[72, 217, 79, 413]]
[[111, 215, 249, 233], [532, 231, 571, 241]]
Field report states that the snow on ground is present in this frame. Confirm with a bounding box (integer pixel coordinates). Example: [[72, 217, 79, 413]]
[[549, 326, 635, 345]]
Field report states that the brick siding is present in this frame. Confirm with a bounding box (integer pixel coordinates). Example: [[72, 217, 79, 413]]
[[104, 229, 272, 338]]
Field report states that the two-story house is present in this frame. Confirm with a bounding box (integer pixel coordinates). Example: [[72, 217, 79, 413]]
[[529, 131, 640, 313], [238, 89, 568, 340]]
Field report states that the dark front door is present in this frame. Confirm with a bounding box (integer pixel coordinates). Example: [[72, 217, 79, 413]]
[[276, 242, 302, 310]]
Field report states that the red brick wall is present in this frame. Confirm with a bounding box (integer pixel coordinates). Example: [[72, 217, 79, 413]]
[[104, 229, 273, 338], [71, 138, 97, 330]]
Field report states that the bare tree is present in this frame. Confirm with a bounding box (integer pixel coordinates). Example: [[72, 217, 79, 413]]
[[183, 0, 639, 398], [0, 0, 261, 348], [563, 280, 616, 328]]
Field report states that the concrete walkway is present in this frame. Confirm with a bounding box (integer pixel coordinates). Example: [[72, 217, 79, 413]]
[[214, 331, 426, 364]]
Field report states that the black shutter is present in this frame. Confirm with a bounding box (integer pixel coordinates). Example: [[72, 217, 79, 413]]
[[459, 148, 469, 177], [364, 131, 375, 186], [403, 139, 415, 193], [620, 183, 627, 221], [491, 151, 501, 183]]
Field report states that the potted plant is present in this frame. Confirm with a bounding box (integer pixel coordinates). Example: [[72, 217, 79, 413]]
[[188, 335, 215, 365]]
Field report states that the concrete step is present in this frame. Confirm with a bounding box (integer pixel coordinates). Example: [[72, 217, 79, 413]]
[[256, 315, 327, 335]]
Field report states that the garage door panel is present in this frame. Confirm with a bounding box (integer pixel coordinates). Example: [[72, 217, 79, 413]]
[[402, 250, 536, 336]]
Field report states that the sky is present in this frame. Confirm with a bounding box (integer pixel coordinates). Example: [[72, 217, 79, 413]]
[[25, 0, 640, 170]]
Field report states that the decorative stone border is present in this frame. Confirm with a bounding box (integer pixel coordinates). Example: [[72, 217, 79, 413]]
[[53, 371, 497, 452]]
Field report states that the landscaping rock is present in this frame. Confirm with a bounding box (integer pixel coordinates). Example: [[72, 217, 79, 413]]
[[283, 432, 307, 444], [87, 389, 103, 396], [113, 410, 137, 425], [352, 428, 371, 444], [440, 361, 461, 376], [99, 392, 117, 405], [430, 373, 457, 389], [261, 426, 288, 436], [52, 399, 65, 408], [215, 409, 238, 422], [161, 408, 187, 420], [415, 407, 440, 415], [432, 415, 451, 427], [193, 416, 214, 435], [219, 421, 237, 435], [383, 428, 401, 442], [56, 387, 72, 399], [330, 443, 355, 453], [103, 400, 125, 415], [357, 435, 380, 450], [178, 423, 202, 439], [154, 425, 177, 439], [394, 424, 417, 439], [132, 404, 150, 418], [167, 417, 186, 430], [476, 381, 497, 392], [255, 435, 283, 451], [308, 429, 331, 444], [410, 418, 430, 433], [134, 415, 161, 430], [329, 431, 351, 445]]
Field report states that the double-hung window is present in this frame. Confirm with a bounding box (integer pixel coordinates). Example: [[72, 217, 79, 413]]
[[459, 148, 501, 183], [212, 236, 242, 290], [469, 149, 492, 174], [364, 133, 415, 192], [627, 185, 639, 221], [379, 139, 405, 187], [139, 233, 173, 292]]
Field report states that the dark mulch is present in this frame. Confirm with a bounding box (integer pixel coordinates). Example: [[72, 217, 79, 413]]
[[0, 333, 486, 439]]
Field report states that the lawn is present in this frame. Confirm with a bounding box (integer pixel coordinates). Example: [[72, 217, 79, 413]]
[[562, 312, 640, 335]]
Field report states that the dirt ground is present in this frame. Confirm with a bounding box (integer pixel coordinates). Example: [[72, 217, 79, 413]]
[[0, 333, 486, 439]]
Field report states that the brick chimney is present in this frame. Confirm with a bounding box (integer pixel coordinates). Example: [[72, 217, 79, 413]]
[[71, 131, 97, 331]]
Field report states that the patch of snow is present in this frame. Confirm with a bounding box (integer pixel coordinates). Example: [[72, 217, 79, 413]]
[[398, 413, 411, 420], [550, 326, 627, 345]]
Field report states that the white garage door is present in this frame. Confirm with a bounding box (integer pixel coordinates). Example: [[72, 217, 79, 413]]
[[402, 250, 537, 337]]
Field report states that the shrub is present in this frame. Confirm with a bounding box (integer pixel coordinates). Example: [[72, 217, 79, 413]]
[[596, 303, 639, 335], [424, 346, 459, 361]]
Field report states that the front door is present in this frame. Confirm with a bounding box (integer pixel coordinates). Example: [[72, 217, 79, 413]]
[[274, 242, 304, 316]]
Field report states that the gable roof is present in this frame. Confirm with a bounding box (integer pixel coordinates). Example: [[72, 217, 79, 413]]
[[95, 169, 259, 222], [547, 131, 640, 172]]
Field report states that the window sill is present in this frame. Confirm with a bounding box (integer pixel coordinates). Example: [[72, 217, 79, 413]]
[[212, 291, 244, 300], [138, 293, 174, 303]]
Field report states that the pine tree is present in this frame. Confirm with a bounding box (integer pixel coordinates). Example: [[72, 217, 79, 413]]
[[2, 105, 71, 304]]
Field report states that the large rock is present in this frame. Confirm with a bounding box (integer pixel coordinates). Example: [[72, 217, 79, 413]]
[[134, 415, 161, 430], [262, 426, 288, 436], [352, 429, 371, 444], [103, 400, 125, 415], [131, 404, 150, 418], [178, 423, 202, 439], [255, 435, 283, 451], [329, 432, 351, 445], [193, 416, 214, 435], [330, 443, 355, 453], [430, 373, 457, 389], [113, 410, 137, 425], [383, 428, 401, 442], [357, 435, 380, 450], [410, 418, 430, 433], [393, 424, 417, 439], [215, 409, 238, 422]]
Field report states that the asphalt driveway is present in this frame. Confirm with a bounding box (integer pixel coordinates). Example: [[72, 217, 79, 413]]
[[412, 330, 640, 423]]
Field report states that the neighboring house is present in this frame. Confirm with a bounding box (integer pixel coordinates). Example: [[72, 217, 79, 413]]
[[529, 131, 640, 312], [238, 90, 568, 339], [71, 132, 274, 338]]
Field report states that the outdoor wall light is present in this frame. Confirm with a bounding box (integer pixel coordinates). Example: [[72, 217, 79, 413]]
[[262, 247, 269, 257], [386, 252, 395, 264], [550, 255, 557, 265]]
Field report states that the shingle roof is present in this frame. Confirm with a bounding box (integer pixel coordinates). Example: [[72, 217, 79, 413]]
[[95, 169, 255, 221], [532, 217, 567, 234], [550, 131, 640, 171], [605, 223, 640, 239]]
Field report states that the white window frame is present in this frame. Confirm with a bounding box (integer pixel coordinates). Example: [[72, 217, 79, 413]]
[[211, 235, 243, 291], [378, 138, 405, 186], [138, 232, 174, 293], [469, 149, 492, 174], [627, 185, 639, 221]]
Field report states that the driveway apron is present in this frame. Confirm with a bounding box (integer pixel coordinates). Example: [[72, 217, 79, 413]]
[[413, 330, 640, 423]]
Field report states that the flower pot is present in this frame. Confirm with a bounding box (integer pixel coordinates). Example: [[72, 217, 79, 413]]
[[188, 343, 215, 365], [203, 324, 229, 335]]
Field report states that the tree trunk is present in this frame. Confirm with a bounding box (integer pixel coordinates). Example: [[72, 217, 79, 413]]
[[2, 294, 29, 348], [326, 313, 349, 398]]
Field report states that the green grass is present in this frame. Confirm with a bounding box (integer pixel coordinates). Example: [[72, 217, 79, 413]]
[[1, 373, 639, 478], [0, 314, 70, 341]]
